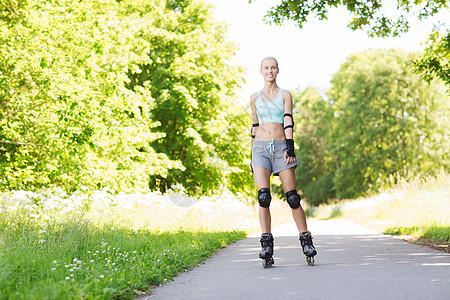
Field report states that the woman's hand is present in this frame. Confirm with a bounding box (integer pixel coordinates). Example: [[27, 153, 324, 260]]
[[284, 152, 296, 165]]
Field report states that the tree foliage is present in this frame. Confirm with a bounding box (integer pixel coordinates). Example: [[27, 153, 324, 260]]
[[293, 49, 449, 203], [125, 0, 251, 195], [251, 0, 450, 88], [292, 88, 336, 205], [413, 28, 450, 88], [254, 0, 448, 37], [328, 49, 449, 198], [0, 0, 252, 195], [0, 0, 181, 191]]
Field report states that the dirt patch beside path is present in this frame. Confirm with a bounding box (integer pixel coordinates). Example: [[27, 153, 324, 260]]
[[395, 235, 449, 253]]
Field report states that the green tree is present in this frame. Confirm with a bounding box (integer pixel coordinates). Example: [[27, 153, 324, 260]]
[[0, 0, 181, 191], [413, 28, 450, 88], [328, 49, 449, 199], [127, 0, 252, 195], [254, 0, 448, 36], [0, 0, 28, 24], [251, 0, 450, 88], [1, 0, 252, 195], [291, 88, 336, 205]]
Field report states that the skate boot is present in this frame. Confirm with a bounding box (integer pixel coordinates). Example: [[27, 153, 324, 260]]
[[300, 231, 317, 266], [259, 233, 274, 268]]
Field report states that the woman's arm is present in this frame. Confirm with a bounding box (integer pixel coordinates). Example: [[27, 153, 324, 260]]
[[283, 90, 294, 140], [283, 90, 296, 162], [250, 93, 259, 146]]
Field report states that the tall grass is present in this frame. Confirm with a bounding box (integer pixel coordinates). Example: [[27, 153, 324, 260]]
[[0, 188, 253, 299], [308, 173, 450, 244]]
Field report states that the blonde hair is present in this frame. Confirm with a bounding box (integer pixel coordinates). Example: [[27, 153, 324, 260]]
[[260, 57, 279, 69]]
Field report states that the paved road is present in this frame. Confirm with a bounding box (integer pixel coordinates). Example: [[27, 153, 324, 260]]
[[140, 220, 450, 300]]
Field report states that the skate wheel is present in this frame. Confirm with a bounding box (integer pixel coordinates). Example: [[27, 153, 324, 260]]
[[262, 257, 274, 268], [306, 256, 315, 266]]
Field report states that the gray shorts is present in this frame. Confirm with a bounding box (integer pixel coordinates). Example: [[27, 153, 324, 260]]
[[251, 140, 298, 176]]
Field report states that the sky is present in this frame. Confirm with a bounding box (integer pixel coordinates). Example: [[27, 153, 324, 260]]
[[208, 0, 449, 101]]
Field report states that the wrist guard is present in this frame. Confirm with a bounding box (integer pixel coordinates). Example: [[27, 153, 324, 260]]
[[286, 139, 295, 158]]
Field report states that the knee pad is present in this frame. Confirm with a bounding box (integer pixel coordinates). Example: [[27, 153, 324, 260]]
[[286, 190, 301, 209], [258, 188, 271, 208]]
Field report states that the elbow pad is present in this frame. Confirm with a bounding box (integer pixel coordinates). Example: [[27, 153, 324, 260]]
[[283, 113, 294, 131]]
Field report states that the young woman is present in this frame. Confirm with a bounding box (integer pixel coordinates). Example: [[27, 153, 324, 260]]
[[250, 57, 317, 267]]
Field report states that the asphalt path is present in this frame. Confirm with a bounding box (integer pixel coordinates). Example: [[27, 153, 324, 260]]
[[140, 219, 450, 300]]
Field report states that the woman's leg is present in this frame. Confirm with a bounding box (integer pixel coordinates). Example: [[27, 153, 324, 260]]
[[278, 167, 308, 233], [253, 167, 272, 233]]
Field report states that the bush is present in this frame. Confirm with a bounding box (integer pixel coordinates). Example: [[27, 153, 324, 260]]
[[303, 174, 336, 206]]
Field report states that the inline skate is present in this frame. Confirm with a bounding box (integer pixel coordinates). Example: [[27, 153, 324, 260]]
[[259, 233, 274, 268], [300, 231, 317, 266]]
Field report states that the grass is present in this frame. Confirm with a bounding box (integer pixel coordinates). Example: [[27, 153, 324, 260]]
[[307, 173, 450, 247], [0, 219, 244, 299], [384, 226, 450, 243], [0, 188, 252, 299]]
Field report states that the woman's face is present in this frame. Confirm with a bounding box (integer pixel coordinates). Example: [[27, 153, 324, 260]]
[[260, 59, 279, 81]]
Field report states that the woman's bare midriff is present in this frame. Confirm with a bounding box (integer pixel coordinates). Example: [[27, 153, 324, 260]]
[[255, 122, 286, 141]]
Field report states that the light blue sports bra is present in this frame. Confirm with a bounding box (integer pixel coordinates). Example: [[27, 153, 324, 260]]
[[256, 88, 284, 124]]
